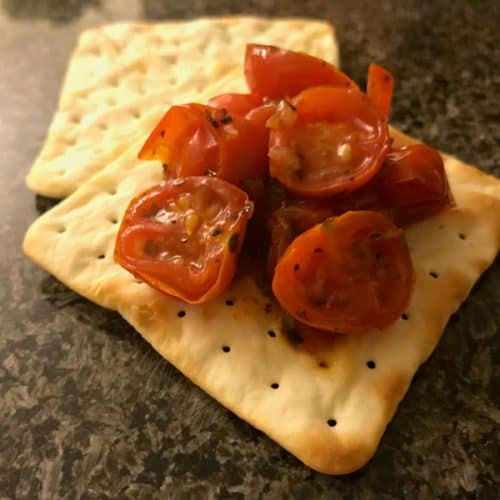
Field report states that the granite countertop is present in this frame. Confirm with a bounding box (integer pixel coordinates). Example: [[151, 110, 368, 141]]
[[1, 1, 499, 498]]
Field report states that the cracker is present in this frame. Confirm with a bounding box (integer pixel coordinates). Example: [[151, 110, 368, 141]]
[[25, 17, 339, 198], [23, 128, 500, 474]]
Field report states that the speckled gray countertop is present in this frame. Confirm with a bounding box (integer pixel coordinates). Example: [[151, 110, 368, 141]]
[[1, 1, 499, 498]]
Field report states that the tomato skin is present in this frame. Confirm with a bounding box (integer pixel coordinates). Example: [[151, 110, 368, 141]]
[[115, 177, 253, 304], [138, 104, 268, 187], [366, 64, 394, 119], [208, 93, 263, 117], [329, 144, 454, 226], [272, 211, 415, 334], [376, 144, 454, 225], [269, 86, 391, 198], [244, 44, 358, 99]]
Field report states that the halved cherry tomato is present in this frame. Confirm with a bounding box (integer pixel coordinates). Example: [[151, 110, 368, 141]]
[[244, 44, 358, 99], [329, 144, 454, 226], [272, 211, 414, 334], [269, 86, 391, 197], [115, 177, 254, 304], [208, 93, 263, 117], [138, 104, 268, 186], [376, 144, 454, 225], [366, 64, 394, 119]]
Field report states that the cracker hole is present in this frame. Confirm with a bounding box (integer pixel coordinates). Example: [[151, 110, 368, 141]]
[[130, 109, 141, 119], [401, 313, 409, 321], [98, 122, 108, 131], [318, 361, 328, 368], [366, 360, 376, 369], [267, 330, 276, 338], [108, 216, 118, 224], [97, 254, 105, 260], [70, 114, 81, 124], [222, 345, 231, 353], [458, 233, 467, 240], [57, 227, 66, 234], [327, 419, 337, 427], [135, 279, 143, 284], [270, 383, 279, 390], [109, 77, 119, 88], [225, 299, 235, 306], [177, 310, 186, 318], [109, 189, 117, 196], [429, 271, 439, 279]]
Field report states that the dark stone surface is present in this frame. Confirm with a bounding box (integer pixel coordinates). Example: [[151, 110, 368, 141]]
[[1, 0, 499, 498]]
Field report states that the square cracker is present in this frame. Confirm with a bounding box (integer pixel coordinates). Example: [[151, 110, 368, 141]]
[[23, 127, 500, 474], [25, 17, 339, 198]]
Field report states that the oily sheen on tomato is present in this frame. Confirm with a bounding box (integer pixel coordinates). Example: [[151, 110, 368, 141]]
[[244, 44, 358, 99], [115, 177, 254, 304], [138, 103, 268, 186], [268, 86, 391, 198], [272, 211, 415, 334]]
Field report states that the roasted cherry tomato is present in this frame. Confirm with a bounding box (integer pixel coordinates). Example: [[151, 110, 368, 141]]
[[207, 93, 263, 117], [138, 104, 268, 186], [268, 86, 391, 197], [272, 211, 415, 334], [366, 64, 394, 119], [244, 44, 358, 99], [329, 144, 454, 226], [375, 144, 454, 225], [115, 177, 254, 304]]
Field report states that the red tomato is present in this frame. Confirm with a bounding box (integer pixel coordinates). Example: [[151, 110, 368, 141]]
[[115, 177, 254, 304], [244, 44, 358, 99], [207, 93, 263, 117], [138, 104, 268, 186], [366, 64, 394, 119], [272, 211, 415, 334], [268, 86, 391, 197], [329, 144, 454, 226], [376, 144, 454, 225]]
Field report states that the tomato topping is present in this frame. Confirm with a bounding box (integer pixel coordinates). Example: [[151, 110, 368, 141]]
[[269, 86, 391, 197], [330, 144, 454, 226], [244, 44, 358, 99], [115, 177, 254, 304], [366, 64, 394, 119], [207, 93, 263, 117], [376, 144, 454, 225], [272, 211, 414, 334], [138, 104, 268, 186]]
